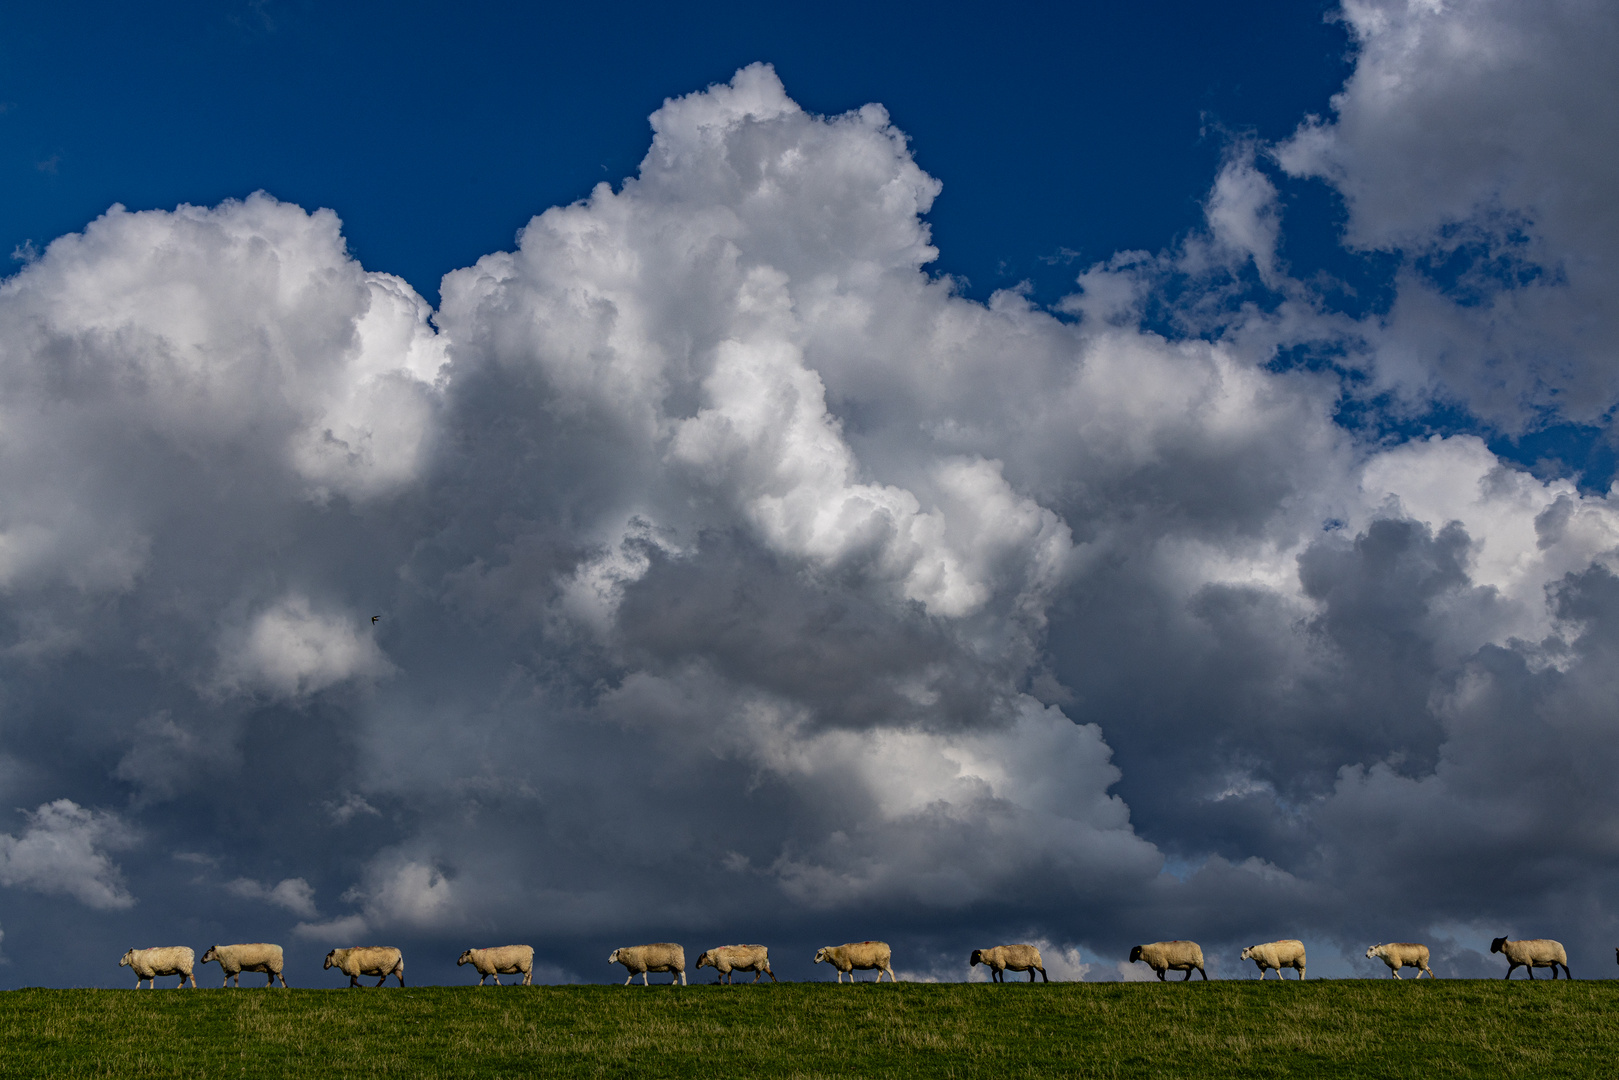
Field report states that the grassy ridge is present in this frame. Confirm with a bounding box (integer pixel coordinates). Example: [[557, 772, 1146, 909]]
[[0, 981, 1614, 1078]]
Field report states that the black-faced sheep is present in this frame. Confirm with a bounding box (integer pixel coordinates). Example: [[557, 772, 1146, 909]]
[[1491, 937, 1570, 979], [970, 944, 1048, 982], [1129, 941, 1206, 981], [201, 943, 286, 987]]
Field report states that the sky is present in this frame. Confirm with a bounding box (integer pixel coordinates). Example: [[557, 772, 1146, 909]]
[[0, 0, 1616, 987]]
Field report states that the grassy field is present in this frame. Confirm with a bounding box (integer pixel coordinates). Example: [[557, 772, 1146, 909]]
[[0, 980, 1615, 1078]]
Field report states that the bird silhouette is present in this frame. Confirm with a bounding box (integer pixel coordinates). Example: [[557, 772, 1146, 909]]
[[371, 615, 380, 624]]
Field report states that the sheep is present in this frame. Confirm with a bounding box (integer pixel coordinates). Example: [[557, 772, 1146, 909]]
[[1129, 941, 1207, 981], [970, 944, 1048, 983], [119, 946, 196, 989], [813, 941, 895, 983], [695, 944, 776, 984], [1490, 937, 1570, 980], [458, 945, 535, 986], [324, 946, 405, 987], [1364, 943, 1433, 978], [1239, 940, 1306, 980], [200, 943, 287, 988], [608, 943, 686, 986]]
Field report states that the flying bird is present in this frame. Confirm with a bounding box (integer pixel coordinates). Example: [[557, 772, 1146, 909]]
[[371, 615, 380, 624]]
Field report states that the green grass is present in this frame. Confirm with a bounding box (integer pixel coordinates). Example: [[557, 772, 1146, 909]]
[[0, 981, 1615, 1078]]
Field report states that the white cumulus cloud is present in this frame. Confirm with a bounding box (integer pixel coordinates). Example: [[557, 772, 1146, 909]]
[[0, 801, 136, 910]]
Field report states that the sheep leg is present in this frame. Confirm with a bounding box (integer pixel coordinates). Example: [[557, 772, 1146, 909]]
[[523, 969, 533, 986], [623, 973, 633, 986], [1027, 969, 1036, 983], [641, 972, 650, 987], [1039, 967, 1048, 983], [1182, 969, 1192, 981], [492, 974, 502, 986]]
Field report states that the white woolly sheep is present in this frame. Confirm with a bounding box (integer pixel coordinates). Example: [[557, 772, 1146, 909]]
[[1364, 943, 1433, 978], [813, 941, 895, 983], [324, 946, 405, 987], [1239, 940, 1306, 980], [608, 943, 686, 986], [201, 943, 286, 988], [1491, 937, 1570, 980], [458, 945, 535, 986], [695, 944, 776, 984], [119, 946, 196, 989], [1129, 941, 1206, 981], [970, 944, 1048, 983]]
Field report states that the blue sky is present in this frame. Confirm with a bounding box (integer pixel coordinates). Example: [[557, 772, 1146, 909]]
[[3, 0, 1349, 307], [0, 0, 1617, 987]]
